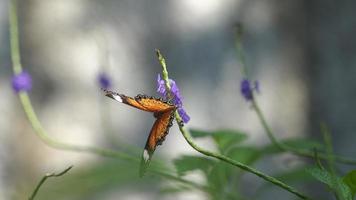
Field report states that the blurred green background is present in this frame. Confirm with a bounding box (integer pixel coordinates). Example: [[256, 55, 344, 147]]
[[1, 0, 356, 199]]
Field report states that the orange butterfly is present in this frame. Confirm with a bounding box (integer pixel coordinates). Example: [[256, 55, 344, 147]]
[[102, 89, 176, 176]]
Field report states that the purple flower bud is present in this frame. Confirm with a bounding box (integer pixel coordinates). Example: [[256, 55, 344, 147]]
[[157, 74, 166, 95], [156, 73, 190, 123], [240, 78, 260, 101], [240, 79, 253, 101], [12, 71, 32, 93], [178, 107, 190, 123], [98, 73, 112, 89], [169, 79, 183, 106]]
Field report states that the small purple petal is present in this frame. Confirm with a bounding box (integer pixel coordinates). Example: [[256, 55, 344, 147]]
[[156, 73, 190, 123], [12, 71, 32, 93], [169, 80, 183, 106], [98, 73, 112, 89], [157, 74, 166, 96], [178, 107, 190, 123], [240, 79, 253, 101]]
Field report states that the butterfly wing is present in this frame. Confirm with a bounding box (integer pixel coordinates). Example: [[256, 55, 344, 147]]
[[103, 89, 176, 176], [139, 108, 175, 176], [103, 89, 173, 112]]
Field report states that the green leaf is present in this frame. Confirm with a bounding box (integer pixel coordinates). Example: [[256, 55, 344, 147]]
[[307, 167, 353, 200], [173, 155, 215, 176], [263, 138, 324, 154], [160, 185, 193, 194], [274, 167, 314, 183], [189, 129, 215, 138], [35, 160, 156, 200], [256, 167, 313, 198], [226, 146, 261, 165], [206, 162, 230, 196], [343, 170, 356, 198], [190, 129, 248, 152]]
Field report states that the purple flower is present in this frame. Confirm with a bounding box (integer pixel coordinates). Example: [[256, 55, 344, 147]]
[[12, 71, 32, 93], [178, 107, 190, 123], [240, 78, 260, 101], [157, 74, 166, 95], [157, 74, 190, 123], [98, 73, 112, 89]]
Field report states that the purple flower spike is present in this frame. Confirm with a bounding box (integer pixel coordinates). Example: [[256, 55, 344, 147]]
[[98, 73, 112, 89], [178, 107, 190, 123], [240, 78, 260, 101], [169, 80, 183, 106], [240, 78, 253, 101], [156, 73, 190, 123], [12, 71, 32, 93], [157, 74, 166, 95]]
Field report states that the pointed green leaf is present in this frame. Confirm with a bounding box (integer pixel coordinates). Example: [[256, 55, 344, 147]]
[[190, 129, 248, 152], [173, 155, 215, 176], [343, 170, 356, 198], [206, 162, 231, 195], [226, 146, 261, 165], [263, 138, 324, 154], [307, 167, 352, 200]]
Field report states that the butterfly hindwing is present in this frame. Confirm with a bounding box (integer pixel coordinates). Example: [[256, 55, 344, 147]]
[[140, 109, 175, 176]]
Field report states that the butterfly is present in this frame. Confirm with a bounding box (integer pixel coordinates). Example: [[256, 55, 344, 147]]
[[102, 89, 176, 176]]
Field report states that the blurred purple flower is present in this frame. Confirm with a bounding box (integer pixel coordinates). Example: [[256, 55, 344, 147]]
[[240, 78, 260, 101], [98, 73, 111, 89], [178, 107, 190, 123], [157, 74, 190, 123], [12, 71, 32, 93], [157, 74, 166, 95]]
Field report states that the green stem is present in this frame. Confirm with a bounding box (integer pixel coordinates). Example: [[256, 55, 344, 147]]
[[234, 23, 247, 77], [156, 49, 310, 199], [321, 124, 343, 200], [251, 99, 356, 165], [179, 125, 309, 199], [8, 0, 202, 193], [9, 0, 22, 74], [29, 166, 73, 200], [19, 93, 137, 162], [234, 24, 356, 165]]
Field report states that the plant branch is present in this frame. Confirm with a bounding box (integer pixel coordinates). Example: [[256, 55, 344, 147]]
[[9, 0, 201, 193], [251, 99, 356, 165], [29, 166, 73, 200], [233, 23, 356, 165], [156, 49, 310, 199]]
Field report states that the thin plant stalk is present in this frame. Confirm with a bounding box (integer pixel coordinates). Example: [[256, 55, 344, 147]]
[[8, 0, 203, 193], [156, 49, 310, 200], [28, 166, 73, 200], [234, 25, 356, 165]]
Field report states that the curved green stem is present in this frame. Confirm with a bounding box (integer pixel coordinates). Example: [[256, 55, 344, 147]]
[[178, 125, 309, 199], [9, 0, 22, 74], [251, 99, 356, 165], [233, 23, 356, 165], [9, 0, 203, 193], [29, 166, 73, 200], [156, 49, 310, 199]]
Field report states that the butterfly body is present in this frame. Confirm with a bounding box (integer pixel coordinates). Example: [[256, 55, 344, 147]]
[[102, 89, 176, 176]]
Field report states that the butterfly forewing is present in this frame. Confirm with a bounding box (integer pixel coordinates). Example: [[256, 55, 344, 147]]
[[103, 89, 174, 112], [135, 96, 174, 112]]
